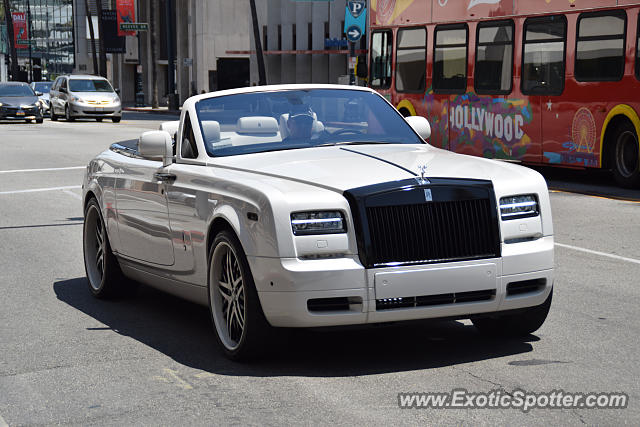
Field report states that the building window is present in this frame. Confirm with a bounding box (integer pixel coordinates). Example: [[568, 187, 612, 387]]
[[293, 24, 297, 50], [575, 10, 626, 82], [475, 20, 514, 94], [370, 30, 393, 89], [395, 27, 427, 93], [263, 25, 268, 51], [433, 24, 468, 93], [522, 15, 566, 95]]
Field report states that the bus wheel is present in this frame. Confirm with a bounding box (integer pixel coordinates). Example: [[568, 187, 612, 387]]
[[399, 108, 411, 118], [611, 122, 640, 188]]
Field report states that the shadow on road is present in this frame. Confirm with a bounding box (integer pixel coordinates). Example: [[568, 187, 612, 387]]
[[54, 277, 536, 377], [530, 165, 640, 202]]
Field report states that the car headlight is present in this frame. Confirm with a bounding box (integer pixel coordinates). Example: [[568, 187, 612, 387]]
[[0, 102, 3, 107], [291, 211, 346, 235], [71, 96, 84, 103], [20, 104, 35, 109], [499, 195, 539, 220]]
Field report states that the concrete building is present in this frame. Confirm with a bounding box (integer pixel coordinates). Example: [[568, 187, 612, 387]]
[[113, 0, 365, 107]]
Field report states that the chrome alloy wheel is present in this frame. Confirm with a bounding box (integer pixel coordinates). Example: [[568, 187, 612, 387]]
[[210, 241, 246, 351], [84, 204, 106, 290]]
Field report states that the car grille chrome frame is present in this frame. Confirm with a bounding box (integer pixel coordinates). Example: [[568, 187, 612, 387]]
[[344, 178, 501, 268]]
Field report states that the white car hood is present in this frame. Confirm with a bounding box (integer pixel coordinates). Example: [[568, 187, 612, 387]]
[[212, 144, 539, 193]]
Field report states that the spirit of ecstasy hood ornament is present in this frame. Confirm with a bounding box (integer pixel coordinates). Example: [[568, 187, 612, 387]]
[[416, 164, 430, 185]]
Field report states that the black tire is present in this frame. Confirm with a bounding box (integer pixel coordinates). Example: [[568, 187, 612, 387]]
[[208, 230, 271, 360], [65, 104, 74, 122], [51, 108, 58, 121], [611, 121, 640, 188], [83, 198, 131, 298], [24, 119, 32, 123], [96, 118, 103, 122], [112, 116, 121, 123], [472, 289, 552, 337], [36, 117, 43, 124]]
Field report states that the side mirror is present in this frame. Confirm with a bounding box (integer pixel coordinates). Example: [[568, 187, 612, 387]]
[[115, 88, 121, 95], [60, 87, 67, 94], [35, 91, 43, 96], [405, 116, 431, 141], [138, 130, 174, 165]]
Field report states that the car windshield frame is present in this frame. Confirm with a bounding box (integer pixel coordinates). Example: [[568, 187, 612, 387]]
[[68, 79, 114, 93], [0, 85, 36, 97], [195, 88, 423, 158]]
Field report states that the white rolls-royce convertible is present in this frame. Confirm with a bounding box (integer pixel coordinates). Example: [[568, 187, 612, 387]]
[[82, 85, 554, 360]]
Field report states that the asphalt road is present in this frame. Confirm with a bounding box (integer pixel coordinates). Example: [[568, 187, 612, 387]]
[[0, 114, 638, 425]]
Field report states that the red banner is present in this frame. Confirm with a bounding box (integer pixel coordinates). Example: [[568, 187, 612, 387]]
[[116, 0, 136, 36], [12, 12, 28, 49]]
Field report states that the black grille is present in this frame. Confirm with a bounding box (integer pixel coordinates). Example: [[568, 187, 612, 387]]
[[367, 198, 498, 266], [376, 289, 495, 310], [345, 178, 501, 268], [307, 297, 350, 312]]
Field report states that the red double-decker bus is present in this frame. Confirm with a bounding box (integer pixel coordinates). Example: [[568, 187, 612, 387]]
[[368, 0, 640, 187]]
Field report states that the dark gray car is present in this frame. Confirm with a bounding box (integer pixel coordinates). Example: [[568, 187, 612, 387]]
[[0, 82, 44, 124]]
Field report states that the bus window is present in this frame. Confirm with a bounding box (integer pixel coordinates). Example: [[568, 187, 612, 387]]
[[576, 10, 626, 82], [475, 20, 514, 94], [433, 24, 468, 93], [522, 15, 566, 95], [395, 27, 427, 93], [371, 30, 393, 89]]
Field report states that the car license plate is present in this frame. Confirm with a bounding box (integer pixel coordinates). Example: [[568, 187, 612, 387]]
[[16, 110, 25, 116]]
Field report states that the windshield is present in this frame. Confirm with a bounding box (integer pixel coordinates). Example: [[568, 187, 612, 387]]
[[34, 82, 53, 93], [68, 79, 114, 92], [195, 89, 422, 157], [0, 85, 36, 97]]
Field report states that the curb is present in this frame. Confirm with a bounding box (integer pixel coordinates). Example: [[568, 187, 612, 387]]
[[124, 107, 181, 115]]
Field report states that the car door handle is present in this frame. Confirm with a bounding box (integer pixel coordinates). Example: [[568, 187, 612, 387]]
[[154, 172, 177, 183]]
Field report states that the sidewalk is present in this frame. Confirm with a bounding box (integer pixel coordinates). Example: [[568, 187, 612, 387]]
[[123, 106, 181, 115]]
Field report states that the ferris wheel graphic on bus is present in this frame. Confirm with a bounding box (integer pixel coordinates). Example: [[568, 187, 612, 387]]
[[571, 107, 597, 153]]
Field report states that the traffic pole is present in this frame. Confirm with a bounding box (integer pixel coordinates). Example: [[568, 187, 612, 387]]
[[349, 41, 355, 85]]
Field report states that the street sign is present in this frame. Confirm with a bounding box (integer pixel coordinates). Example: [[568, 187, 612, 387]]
[[347, 1, 366, 18], [119, 22, 148, 32], [343, 1, 366, 42], [346, 25, 362, 43]]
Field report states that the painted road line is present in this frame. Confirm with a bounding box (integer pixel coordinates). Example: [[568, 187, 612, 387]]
[[63, 189, 83, 200], [556, 243, 640, 266], [0, 185, 82, 195], [0, 166, 85, 174], [0, 412, 8, 427]]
